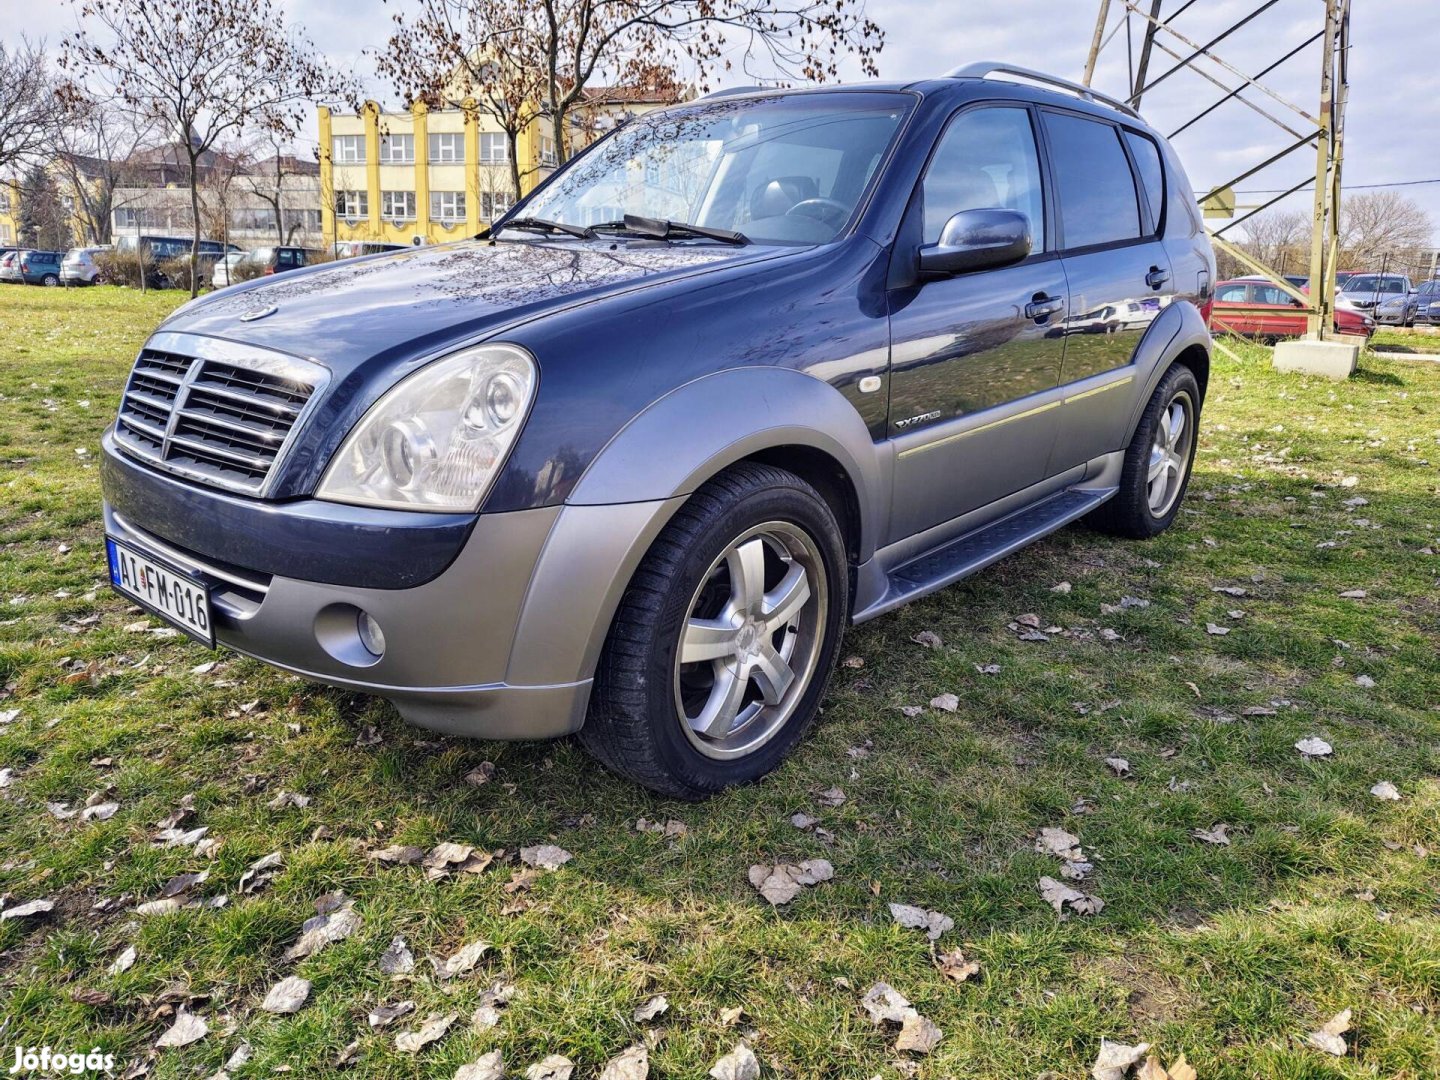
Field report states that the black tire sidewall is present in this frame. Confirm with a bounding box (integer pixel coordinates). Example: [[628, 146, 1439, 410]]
[[1129, 364, 1201, 536], [634, 478, 847, 795]]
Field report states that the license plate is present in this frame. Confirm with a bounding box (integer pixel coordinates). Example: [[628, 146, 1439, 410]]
[[105, 536, 215, 647]]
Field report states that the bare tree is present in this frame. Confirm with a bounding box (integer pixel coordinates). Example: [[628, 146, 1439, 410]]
[[0, 38, 69, 175], [1340, 190, 1434, 266], [18, 162, 72, 249], [51, 94, 159, 244], [239, 134, 318, 245], [377, 0, 884, 182], [61, 0, 357, 295]]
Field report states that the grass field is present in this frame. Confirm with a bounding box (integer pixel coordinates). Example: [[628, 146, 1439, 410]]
[[1, 286, 1437, 1079]]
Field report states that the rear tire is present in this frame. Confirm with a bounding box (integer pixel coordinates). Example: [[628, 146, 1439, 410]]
[[582, 462, 848, 799], [1088, 363, 1201, 539], [41, 274, 58, 287]]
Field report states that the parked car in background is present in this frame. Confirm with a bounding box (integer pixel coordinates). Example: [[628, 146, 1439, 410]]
[[61, 245, 113, 286], [102, 63, 1216, 797], [211, 251, 251, 289], [17, 250, 64, 286], [0, 249, 26, 283], [1412, 279, 1440, 326], [114, 235, 241, 288], [1338, 273, 1411, 313], [1212, 278, 1374, 339], [331, 240, 407, 259], [249, 245, 322, 276], [1373, 288, 1421, 326]]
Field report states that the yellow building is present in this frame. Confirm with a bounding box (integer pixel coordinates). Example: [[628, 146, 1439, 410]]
[[0, 180, 18, 245], [318, 87, 680, 248]]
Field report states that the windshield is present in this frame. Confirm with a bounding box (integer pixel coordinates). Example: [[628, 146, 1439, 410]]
[[1342, 275, 1406, 295], [515, 91, 911, 245]]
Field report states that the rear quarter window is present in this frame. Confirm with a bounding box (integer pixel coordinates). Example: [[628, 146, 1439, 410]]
[[1123, 131, 1165, 234]]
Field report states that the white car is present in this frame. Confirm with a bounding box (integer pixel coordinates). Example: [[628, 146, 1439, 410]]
[[211, 251, 252, 289], [61, 245, 111, 285]]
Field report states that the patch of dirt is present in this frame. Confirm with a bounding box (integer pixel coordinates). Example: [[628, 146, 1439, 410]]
[[1087, 955, 1196, 1027]]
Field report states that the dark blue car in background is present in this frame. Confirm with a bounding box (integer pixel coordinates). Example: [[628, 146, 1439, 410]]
[[101, 62, 1214, 798]]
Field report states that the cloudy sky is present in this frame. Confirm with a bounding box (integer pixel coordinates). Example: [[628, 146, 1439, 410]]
[[20, 0, 1440, 244]]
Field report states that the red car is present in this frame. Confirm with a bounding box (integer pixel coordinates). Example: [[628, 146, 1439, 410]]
[[1212, 278, 1374, 340]]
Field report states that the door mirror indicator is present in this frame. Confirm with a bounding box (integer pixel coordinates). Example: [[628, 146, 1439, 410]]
[[918, 209, 1032, 278]]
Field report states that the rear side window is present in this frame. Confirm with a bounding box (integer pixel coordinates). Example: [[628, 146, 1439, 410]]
[[1043, 111, 1142, 250], [1124, 131, 1165, 234], [922, 106, 1046, 248]]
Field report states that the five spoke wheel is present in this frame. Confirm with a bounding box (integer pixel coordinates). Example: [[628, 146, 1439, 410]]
[[674, 522, 827, 759], [1146, 389, 1194, 517]]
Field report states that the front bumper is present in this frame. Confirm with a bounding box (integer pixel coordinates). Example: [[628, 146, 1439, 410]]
[[102, 446, 683, 740]]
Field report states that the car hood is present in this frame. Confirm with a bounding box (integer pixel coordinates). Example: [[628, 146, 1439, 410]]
[[160, 238, 788, 370]]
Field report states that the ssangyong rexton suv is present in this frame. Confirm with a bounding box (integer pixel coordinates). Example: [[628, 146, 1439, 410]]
[[101, 63, 1215, 798]]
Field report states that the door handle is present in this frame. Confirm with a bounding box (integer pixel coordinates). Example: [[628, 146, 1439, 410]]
[[1025, 293, 1064, 320], [1146, 266, 1170, 289]]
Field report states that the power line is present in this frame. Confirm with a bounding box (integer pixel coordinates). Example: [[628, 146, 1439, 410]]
[[1227, 177, 1440, 194]]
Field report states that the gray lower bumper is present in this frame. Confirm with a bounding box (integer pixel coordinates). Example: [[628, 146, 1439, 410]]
[[103, 495, 683, 740]]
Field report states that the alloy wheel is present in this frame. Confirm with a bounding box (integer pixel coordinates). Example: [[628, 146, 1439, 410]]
[[1147, 389, 1194, 517], [673, 521, 828, 760]]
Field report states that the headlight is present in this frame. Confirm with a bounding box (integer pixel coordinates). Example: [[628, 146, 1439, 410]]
[[317, 343, 536, 512]]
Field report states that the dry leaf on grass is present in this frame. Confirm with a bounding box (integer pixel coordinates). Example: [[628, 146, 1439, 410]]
[[0, 898, 54, 921], [1051, 581, 1072, 593], [790, 812, 820, 829], [635, 818, 687, 837], [935, 949, 980, 983], [817, 786, 846, 807], [379, 935, 415, 976], [896, 1011, 943, 1054], [520, 844, 573, 870], [108, 945, 137, 975], [395, 1012, 458, 1054], [156, 1008, 209, 1049], [1035, 827, 1085, 862], [432, 939, 490, 979], [1339, 589, 1367, 599], [524, 1056, 576, 1080], [368, 1001, 416, 1029], [266, 791, 309, 810], [1370, 781, 1401, 801], [1295, 737, 1333, 758], [464, 762, 496, 786], [455, 1050, 505, 1080], [1354, 674, 1375, 688], [370, 844, 425, 866], [261, 975, 310, 1014], [284, 902, 361, 961], [911, 630, 942, 649], [888, 902, 953, 940], [860, 982, 912, 1025], [1136, 1054, 1197, 1080], [1205, 623, 1231, 636], [929, 693, 959, 712], [1306, 1008, 1352, 1056], [1090, 1039, 1150, 1080], [633, 994, 669, 1022], [747, 859, 834, 905], [1038, 877, 1104, 918], [238, 852, 283, 894], [1105, 757, 1131, 776], [708, 1042, 760, 1080], [1192, 824, 1231, 846], [598, 1045, 648, 1080], [81, 800, 119, 822]]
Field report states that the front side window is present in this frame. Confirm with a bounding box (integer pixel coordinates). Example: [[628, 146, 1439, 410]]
[[1253, 285, 1294, 306], [332, 135, 365, 164], [381, 190, 416, 221], [518, 92, 912, 245], [335, 190, 368, 219], [921, 106, 1045, 248], [380, 134, 414, 164], [429, 132, 464, 163], [1044, 111, 1142, 250], [430, 190, 466, 223], [479, 133, 508, 164]]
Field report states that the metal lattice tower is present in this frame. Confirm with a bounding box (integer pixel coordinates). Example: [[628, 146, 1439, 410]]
[[1083, 0, 1351, 340]]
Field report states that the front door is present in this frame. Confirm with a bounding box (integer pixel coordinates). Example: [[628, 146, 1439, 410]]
[[886, 104, 1067, 543]]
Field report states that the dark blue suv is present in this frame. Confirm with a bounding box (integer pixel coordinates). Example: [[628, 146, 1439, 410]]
[[100, 63, 1214, 797]]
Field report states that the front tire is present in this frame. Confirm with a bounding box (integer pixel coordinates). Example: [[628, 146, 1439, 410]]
[[582, 462, 848, 799], [1088, 363, 1201, 539]]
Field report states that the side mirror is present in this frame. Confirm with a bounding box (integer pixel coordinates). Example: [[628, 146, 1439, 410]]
[[918, 208, 1032, 278]]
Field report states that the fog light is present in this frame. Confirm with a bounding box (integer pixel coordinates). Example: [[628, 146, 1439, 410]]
[[357, 610, 386, 657]]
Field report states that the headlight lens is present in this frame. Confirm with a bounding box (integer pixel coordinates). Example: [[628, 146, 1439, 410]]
[[317, 343, 536, 512]]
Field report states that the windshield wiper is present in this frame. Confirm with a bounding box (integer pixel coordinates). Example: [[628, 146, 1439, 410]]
[[591, 214, 749, 246], [495, 216, 595, 240]]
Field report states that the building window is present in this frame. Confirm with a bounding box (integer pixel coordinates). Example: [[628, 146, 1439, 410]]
[[282, 208, 322, 233], [332, 135, 365, 164], [429, 132, 464, 163], [479, 133, 509, 164], [538, 136, 558, 167], [1, 192, 13, 213], [381, 190, 416, 221], [430, 190, 466, 223], [480, 191, 513, 220], [0, 224, 11, 243], [379, 134, 414, 164], [231, 207, 279, 232], [335, 190, 368, 219]]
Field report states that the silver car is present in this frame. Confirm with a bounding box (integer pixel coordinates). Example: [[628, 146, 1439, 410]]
[[61, 245, 112, 286], [211, 251, 251, 290]]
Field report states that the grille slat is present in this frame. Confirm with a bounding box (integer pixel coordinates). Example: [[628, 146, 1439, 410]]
[[112, 345, 321, 495]]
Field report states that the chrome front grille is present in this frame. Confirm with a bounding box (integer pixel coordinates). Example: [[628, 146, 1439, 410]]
[[114, 332, 327, 496]]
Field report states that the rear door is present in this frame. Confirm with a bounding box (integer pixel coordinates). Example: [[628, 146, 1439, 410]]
[[1043, 110, 1176, 472], [1250, 282, 1304, 337], [885, 103, 1068, 542]]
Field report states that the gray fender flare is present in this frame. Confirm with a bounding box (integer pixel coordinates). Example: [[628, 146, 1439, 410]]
[[1125, 300, 1211, 432], [504, 366, 884, 694]]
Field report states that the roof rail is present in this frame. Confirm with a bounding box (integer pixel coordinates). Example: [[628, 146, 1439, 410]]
[[944, 61, 1141, 118], [702, 85, 774, 99]]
